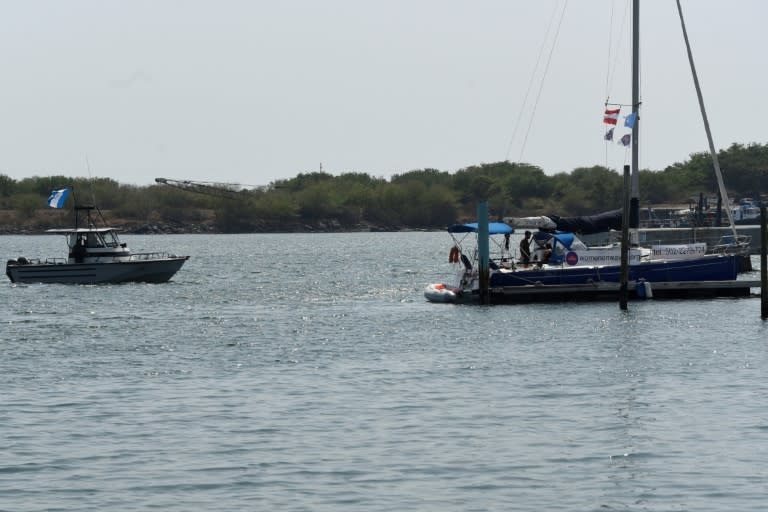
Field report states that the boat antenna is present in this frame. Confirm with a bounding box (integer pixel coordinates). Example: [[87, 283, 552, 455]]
[[83, 154, 110, 228], [68, 184, 78, 209], [68, 185, 84, 230], [85, 154, 98, 206]]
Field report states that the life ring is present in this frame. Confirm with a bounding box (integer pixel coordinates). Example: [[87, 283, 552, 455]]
[[448, 246, 460, 263]]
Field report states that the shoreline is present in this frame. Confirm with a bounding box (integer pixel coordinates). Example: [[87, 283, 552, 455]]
[[0, 221, 429, 235]]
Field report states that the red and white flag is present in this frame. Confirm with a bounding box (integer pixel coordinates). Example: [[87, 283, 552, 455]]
[[603, 108, 620, 125]]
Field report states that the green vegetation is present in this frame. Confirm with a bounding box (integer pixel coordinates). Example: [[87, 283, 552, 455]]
[[1, 142, 767, 233]]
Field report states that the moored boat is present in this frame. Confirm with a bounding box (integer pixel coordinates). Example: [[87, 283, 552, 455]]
[[425, 0, 757, 304], [424, 222, 746, 304], [423, 282, 463, 303]]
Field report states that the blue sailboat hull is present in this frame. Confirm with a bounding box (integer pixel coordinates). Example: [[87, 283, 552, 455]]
[[489, 254, 740, 288]]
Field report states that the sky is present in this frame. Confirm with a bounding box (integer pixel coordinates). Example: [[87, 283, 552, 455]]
[[0, 0, 766, 187]]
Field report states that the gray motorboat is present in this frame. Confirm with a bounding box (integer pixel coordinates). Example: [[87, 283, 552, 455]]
[[6, 205, 189, 284]]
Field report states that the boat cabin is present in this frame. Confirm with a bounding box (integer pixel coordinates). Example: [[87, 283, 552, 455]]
[[66, 228, 123, 250], [47, 227, 131, 263]]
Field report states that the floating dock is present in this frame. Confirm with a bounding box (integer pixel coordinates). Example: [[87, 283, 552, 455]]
[[484, 280, 760, 303]]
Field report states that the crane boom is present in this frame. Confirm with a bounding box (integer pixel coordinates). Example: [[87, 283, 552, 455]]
[[155, 178, 264, 200]]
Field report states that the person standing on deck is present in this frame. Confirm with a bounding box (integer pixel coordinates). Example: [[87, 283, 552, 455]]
[[519, 231, 532, 267]]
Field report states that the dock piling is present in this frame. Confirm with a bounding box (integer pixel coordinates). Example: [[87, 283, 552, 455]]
[[761, 206, 767, 319], [620, 165, 630, 310], [477, 201, 490, 305]]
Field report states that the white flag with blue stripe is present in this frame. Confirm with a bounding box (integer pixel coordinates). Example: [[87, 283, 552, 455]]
[[47, 188, 70, 208]]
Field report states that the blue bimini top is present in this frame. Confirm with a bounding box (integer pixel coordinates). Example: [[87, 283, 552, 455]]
[[447, 222, 515, 235]]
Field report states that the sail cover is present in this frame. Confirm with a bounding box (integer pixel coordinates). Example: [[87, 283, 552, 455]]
[[546, 209, 622, 234], [505, 210, 622, 234], [504, 216, 558, 230]]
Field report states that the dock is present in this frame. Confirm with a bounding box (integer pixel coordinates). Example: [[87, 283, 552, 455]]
[[485, 280, 760, 303]]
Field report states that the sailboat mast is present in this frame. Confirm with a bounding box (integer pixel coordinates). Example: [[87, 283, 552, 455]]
[[630, 0, 640, 230], [675, 0, 737, 238]]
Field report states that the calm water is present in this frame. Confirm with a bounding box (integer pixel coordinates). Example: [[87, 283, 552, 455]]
[[2, 232, 768, 511]]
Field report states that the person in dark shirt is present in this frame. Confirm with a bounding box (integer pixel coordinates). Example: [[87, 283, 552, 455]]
[[519, 230, 532, 267], [72, 235, 87, 263]]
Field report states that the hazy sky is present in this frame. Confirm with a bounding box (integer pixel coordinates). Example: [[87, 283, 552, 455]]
[[1, 1, 765, 187]]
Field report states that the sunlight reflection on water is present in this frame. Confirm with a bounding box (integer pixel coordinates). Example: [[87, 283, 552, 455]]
[[1, 234, 767, 511]]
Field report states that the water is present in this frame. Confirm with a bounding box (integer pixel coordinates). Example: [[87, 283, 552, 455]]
[[2, 232, 768, 511]]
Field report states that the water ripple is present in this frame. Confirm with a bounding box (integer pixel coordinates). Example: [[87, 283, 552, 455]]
[[1, 236, 766, 511]]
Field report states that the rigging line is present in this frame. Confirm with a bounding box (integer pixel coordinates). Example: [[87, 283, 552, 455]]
[[518, 0, 568, 165], [602, 0, 615, 170], [604, 0, 614, 171], [604, 1, 630, 170], [604, 0, 630, 103], [604, 0, 616, 101], [504, 0, 562, 161]]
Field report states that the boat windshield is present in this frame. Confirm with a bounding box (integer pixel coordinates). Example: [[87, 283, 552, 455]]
[[100, 230, 121, 248], [65, 230, 121, 249]]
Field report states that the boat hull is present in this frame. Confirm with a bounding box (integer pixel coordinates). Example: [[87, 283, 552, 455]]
[[489, 254, 740, 288], [6, 257, 189, 284]]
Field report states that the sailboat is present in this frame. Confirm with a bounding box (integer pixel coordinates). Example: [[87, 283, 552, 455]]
[[424, 0, 752, 304]]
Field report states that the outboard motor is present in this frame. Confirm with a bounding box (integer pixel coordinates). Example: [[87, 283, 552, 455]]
[[5, 259, 17, 282]]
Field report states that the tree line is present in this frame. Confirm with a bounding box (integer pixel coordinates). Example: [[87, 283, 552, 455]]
[[1, 142, 766, 233]]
